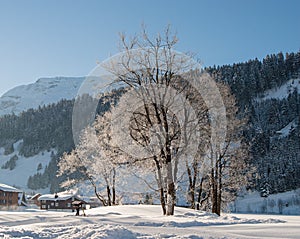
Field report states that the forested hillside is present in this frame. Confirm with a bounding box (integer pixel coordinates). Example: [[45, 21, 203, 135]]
[[0, 91, 121, 192], [206, 52, 300, 108], [206, 51, 300, 195], [0, 51, 299, 195]]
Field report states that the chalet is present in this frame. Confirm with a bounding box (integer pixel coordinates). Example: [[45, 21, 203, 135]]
[[38, 193, 86, 211], [0, 183, 24, 207], [28, 193, 41, 207]]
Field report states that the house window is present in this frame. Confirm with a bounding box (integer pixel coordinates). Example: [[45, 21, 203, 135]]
[[67, 203, 71, 208], [42, 205, 46, 209], [55, 202, 59, 207], [51, 202, 54, 206]]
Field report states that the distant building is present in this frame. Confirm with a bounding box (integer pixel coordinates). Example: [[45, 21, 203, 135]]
[[28, 193, 41, 207], [38, 193, 86, 211], [0, 183, 25, 207]]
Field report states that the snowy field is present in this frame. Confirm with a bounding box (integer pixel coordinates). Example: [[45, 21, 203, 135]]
[[231, 189, 300, 215], [0, 205, 299, 239]]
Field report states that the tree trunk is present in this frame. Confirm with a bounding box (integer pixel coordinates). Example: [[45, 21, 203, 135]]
[[190, 187, 195, 209], [94, 187, 107, 206], [211, 166, 219, 215], [112, 168, 116, 205], [186, 160, 195, 209], [88, 175, 107, 206], [154, 157, 166, 215], [106, 185, 112, 206], [216, 161, 222, 216], [166, 161, 175, 216], [112, 186, 116, 205], [211, 178, 214, 213], [216, 187, 221, 216], [191, 160, 198, 209], [210, 159, 222, 216], [160, 187, 166, 215], [196, 177, 204, 210]]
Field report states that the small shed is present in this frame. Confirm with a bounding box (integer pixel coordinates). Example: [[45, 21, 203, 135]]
[[72, 200, 85, 207]]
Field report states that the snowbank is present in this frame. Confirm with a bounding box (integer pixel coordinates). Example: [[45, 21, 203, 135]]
[[0, 205, 295, 239]]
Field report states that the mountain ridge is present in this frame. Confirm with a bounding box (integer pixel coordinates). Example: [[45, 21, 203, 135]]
[[0, 76, 85, 116]]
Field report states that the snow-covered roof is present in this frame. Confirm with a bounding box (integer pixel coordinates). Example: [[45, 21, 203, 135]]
[[38, 193, 82, 201], [29, 193, 41, 200], [0, 183, 22, 193]]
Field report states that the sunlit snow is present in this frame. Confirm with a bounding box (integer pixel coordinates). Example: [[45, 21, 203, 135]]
[[0, 77, 84, 116], [260, 78, 300, 101], [0, 205, 299, 239]]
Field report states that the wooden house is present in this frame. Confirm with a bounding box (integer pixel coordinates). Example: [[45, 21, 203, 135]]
[[28, 193, 41, 207], [0, 183, 24, 207], [38, 193, 86, 211]]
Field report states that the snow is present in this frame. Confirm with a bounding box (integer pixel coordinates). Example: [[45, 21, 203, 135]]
[[230, 189, 300, 215], [0, 141, 54, 192], [0, 183, 22, 193], [275, 119, 298, 138], [0, 205, 299, 238], [259, 78, 300, 101], [38, 193, 82, 202], [0, 77, 85, 116]]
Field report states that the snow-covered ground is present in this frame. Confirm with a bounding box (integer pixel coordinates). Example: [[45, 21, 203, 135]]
[[230, 189, 300, 215], [275, 119, 298, 138], [0, 141, 53, 192], [0, 205, 299, 239]]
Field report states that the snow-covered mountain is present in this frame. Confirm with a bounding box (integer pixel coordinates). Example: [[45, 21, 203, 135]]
[[0, 77, 86, 192], [0, 77, 85, 116]]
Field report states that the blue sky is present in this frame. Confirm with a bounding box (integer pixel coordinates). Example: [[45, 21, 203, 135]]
[[0, 0, 299, 96]]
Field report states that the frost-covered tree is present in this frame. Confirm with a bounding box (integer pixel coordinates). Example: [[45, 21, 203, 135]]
[[206, 83, 251, 215], [95, 26, 240, 216], [58, 118, 118, 206], [102, 27, 203, 215], [184, 83, 252, 215]]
